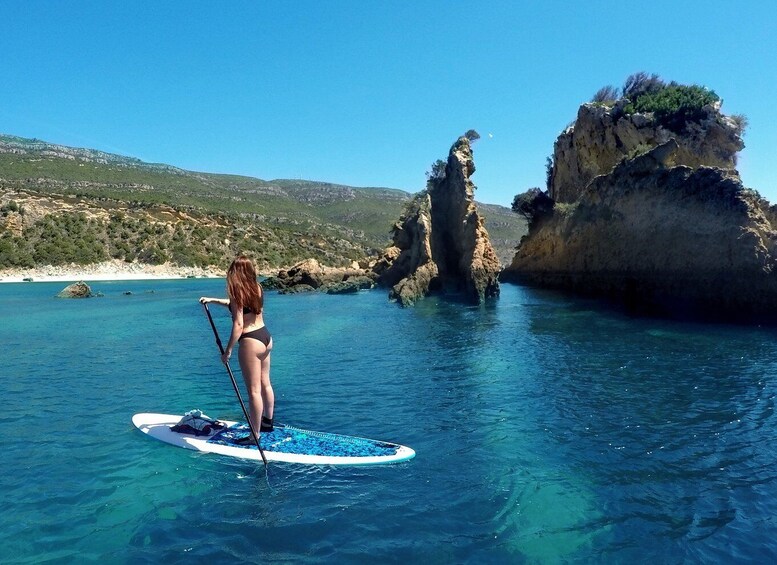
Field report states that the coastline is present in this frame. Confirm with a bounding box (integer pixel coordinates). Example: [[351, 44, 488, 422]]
[[0, 260, 225, 283]]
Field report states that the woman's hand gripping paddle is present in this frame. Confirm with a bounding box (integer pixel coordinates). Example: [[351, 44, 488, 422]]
[[202, 303, 268, 467]]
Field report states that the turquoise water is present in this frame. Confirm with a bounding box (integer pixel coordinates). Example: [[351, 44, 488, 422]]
[[2, 280, 777, 563]]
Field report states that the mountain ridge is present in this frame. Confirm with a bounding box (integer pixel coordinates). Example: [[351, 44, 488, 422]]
[[0, 133, 526, 270]]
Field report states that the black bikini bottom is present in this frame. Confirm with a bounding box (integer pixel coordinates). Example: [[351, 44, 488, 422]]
[[239, 326, 271, 346]]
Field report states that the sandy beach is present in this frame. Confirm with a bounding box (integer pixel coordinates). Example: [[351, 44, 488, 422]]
[[0, 260, 225, 283]]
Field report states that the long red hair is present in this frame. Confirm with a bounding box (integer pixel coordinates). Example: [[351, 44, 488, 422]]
[[226, 256, 263, 314]]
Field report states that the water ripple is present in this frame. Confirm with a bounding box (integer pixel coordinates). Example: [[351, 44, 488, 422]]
[[2, 282, 777, 562]]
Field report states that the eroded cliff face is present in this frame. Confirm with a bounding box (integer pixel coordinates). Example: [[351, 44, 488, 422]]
[[551, 101, 744, 203], [505, 140, 777, 321], [373, 137, 501, 306]]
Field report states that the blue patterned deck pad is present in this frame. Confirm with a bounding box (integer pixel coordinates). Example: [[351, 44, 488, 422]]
[[208, 424, 399, 457]]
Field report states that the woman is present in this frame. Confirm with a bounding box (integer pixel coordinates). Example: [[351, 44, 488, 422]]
[[200, 256, 274, 443]]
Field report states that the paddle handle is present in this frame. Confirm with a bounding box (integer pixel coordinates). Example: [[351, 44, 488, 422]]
[[202, 302, 268, 466]]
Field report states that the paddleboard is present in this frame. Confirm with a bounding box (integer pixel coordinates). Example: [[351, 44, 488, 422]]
[[132, 413, 415, 466]]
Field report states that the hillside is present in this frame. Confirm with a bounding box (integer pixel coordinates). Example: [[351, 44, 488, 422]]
[[0, 134, 525, 270]]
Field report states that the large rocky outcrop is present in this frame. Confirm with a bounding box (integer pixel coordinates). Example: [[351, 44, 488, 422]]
[[262, 258, 375, 294], [373, 136, 501, 306], [372, 196, 439, 306], [504, 139, 777, 321], [551, 100, 744, 204]]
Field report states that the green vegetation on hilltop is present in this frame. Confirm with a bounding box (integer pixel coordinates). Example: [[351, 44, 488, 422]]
[[625, 84, 719, 133], [590, 72, 736, 134], [511, 187, 554, 225], [0, 202, 372, 269], [1, 212, 106, 267]]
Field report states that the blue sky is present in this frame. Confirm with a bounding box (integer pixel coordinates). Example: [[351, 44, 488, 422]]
[[1, 1, 775, 206]]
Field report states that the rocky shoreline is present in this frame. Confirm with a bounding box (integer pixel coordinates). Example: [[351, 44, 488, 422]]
[[0, 259, 224, 283]]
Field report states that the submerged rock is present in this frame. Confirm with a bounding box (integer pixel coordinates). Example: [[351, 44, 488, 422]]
[[373, 136, 501, 306], [279, 284, 316, 295], [57, 281, 95, 298], [324, 276, 375, 294]]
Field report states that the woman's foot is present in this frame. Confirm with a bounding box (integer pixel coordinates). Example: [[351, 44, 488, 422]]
[[235, 433, 259, 445], [260, 416, 274, 432]]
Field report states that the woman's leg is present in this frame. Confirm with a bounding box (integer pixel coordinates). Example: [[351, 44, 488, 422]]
[[238, 339, 266, 437], [261, 339, 274, 420]]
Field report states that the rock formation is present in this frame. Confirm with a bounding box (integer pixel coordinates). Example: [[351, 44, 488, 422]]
[[504, 133, 777, 320], [501, 76, 777, 321], [373, 136, 501, 306], [57, 281, 95, 298], [550, 100, 744, 204], [262, 258, 375, 295], [372, 194, 438, 306]]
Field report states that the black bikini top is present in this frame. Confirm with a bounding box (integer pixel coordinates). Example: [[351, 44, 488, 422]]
[[230, 302, 255, 315]]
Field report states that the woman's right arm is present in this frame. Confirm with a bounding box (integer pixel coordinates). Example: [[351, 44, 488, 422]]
[[199, 297, 230, 307]]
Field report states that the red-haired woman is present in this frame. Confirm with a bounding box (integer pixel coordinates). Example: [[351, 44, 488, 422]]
[[200, 256, 274, 442]]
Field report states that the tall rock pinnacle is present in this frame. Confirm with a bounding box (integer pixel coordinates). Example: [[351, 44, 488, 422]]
[[373, 136, 501, 306]]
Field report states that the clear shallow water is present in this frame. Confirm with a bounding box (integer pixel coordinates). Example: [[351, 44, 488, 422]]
[[2, 280, 777, 563]]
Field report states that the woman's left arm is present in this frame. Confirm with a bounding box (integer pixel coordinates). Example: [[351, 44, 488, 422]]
[[199, 297, 229, 307], [222, 302, 244, 365]]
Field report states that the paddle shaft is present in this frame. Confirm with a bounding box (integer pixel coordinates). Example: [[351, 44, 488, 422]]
[[202, 303, 268, 466]]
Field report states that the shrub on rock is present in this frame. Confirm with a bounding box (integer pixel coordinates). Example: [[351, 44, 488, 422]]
[[511, 188, 555, 226]]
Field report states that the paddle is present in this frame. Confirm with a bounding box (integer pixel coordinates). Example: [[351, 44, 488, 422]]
[[202, 303, 268, 467]]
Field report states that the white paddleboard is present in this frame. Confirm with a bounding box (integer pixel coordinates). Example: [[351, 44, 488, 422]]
[[132, 413, 415, 466]]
